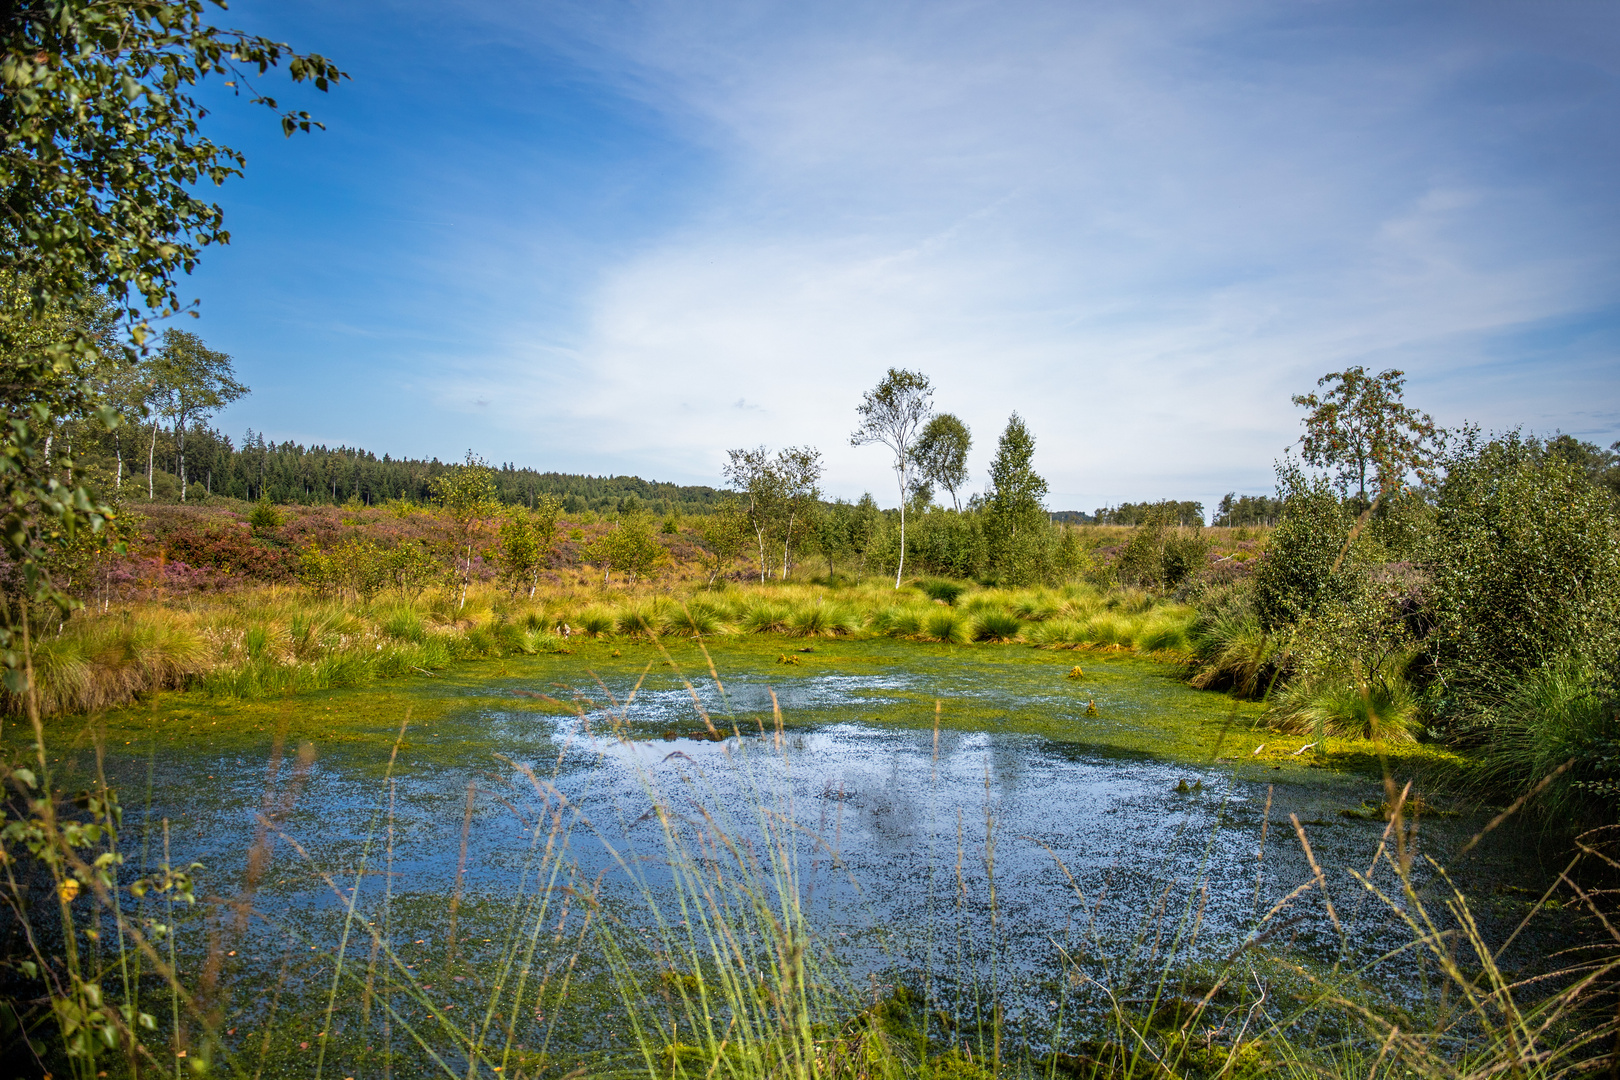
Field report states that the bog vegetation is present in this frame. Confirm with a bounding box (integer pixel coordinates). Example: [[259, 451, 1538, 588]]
[[4, 2, 1620, 1078]]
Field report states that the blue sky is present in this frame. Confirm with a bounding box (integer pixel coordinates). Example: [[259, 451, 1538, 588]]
[[183, 0, 1620, 513]]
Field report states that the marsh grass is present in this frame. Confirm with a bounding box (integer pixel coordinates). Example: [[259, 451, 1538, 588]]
[[1187, 611, 1281, 699], [14, 576, 1209, 718], [1471, 661, 1619, 824]]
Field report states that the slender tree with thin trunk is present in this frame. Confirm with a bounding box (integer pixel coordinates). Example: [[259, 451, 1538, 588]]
[[723, 446, 784, 583], [851, 368, 933, 588], [775, 446, 823, 580], [148, 329, 247, 501]]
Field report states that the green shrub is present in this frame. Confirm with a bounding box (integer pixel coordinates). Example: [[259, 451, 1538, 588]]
[[1427, 432, 1620, 710], [243, 623, 272, 660], [664, 601, 724, 637], [1028, 618, 1085, 646], [1252, 467, 1357, 631], [382, 607, 427, 643], [313, 652, 371, 689], [872, 605, 924, 637], [615, 602, 663, 637], [373, 645, 419, 678], [1475, 661, 1620, 825], [1115, 508, 1210, 590], [1138, 616, 1192, 653], [1188, 607, 1282, 698], [788, 602, 860, 637], [491, 619, 532, 654], [741, 602, 790, 635], [460, 626, 498, 657], [1079, 613, 1133, 647], [248, 498, 281, 530], [1011, 594, 1058, 621]]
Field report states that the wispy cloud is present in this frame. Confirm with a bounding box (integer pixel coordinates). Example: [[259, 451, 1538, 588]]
[[214, 0, 1620, 508]]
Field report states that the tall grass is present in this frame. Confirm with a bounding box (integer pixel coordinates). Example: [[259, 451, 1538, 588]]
[[1473, 661, 1619, 824], [15, 579, 1202, 717], [1269, 672, 1421, 743], [1187, 609, 1282, 698]]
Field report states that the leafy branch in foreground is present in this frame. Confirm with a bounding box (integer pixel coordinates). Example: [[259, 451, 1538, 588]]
[[2, 0, 344, 323]]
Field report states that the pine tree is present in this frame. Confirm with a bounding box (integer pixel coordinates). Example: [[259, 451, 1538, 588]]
[[984, 413, 1048, 584]]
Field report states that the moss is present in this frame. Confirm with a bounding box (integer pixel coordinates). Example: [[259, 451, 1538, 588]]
[[26, 638, 1462, 786]]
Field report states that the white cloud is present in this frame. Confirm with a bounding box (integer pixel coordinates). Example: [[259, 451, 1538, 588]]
[[406, 0, 1620, 507]]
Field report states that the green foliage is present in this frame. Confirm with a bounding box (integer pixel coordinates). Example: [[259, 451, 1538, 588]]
[[663, 600, 724, 637], [983, 412, 1048, 585], [298, 536, 439, 602], [852, 368, 935, 587], [584, 512, 672, 585], [787, 600, 859, 637], [918, 578, 969, 604], [495, 497, 561, 598], [1, 0, 341, 323], [722, 445, 823, 581], [1188, 601, 1282, 699], [1473, 661, 1620, 825], [905, 508, 984, 580], [1538, 433, 1620, 505], [1292, 366, 1440, 502], [248, 497, 281, 531], [921, 608, 971, 643], [1097, 499, 1205, 526], [0, 2, 338, 755], [1271, 667, 1420, 743], [970, 610, 1022, 641], [1051, 525, 1088, 582], [740, 600, 791, 634], [1212, 493, 1282, 526], [1251, 467, 1357, 632], [145, 328, 246, 501], [431, 451, 498, 608], [697, 495, 751, 584], [1426, 432, 1620, 710], [912, 413, 971, 511], [1114, 509, 1209, 590], [0, 270, 118, 631]]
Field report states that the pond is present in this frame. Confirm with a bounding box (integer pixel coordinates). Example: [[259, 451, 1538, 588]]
[[22, 639, 1567, 1073]]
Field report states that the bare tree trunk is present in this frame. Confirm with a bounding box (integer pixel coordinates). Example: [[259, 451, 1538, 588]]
[[147, 423, 158, 500], [178, 419, 188, 501], [114, 429, 122, 490], [894, 469, 907, 589], [781, 511, 794, 581], [43, 434, 52, 469]]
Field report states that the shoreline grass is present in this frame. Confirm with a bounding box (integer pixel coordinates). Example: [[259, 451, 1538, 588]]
[[14, 578, 1206, 720]]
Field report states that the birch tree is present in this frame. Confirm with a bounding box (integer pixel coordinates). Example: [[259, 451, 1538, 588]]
[[851, 368, 933, 588], [148, 329, 246, 501], [775, 446, 823, 580], [723, 446, 783, 583], [913, 413, 972, 511], [431, 452, 498, 609]]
